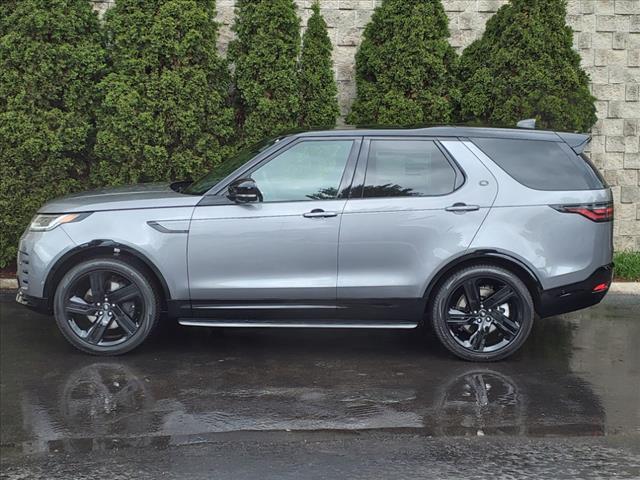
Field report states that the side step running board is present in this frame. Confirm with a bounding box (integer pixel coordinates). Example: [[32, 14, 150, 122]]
[[178, 319, 418, 329]]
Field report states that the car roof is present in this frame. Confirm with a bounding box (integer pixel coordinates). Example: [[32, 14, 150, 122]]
[[294, 126, 588, 146]]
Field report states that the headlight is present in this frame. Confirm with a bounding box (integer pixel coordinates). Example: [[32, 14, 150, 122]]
[[29, 213, 91, 231]]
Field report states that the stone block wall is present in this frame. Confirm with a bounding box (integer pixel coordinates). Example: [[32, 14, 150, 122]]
[[93, 0, 640, 249]]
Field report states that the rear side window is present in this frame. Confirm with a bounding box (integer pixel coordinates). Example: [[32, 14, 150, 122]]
[[363, 140, 458, 198], [471, 138, 606, 191]]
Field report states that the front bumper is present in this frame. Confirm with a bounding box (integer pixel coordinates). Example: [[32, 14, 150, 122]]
[[14, 226, 76, 316], [16, 289, 50, 315], [537, 264, 613, 318], [15, 225, 76, 300]]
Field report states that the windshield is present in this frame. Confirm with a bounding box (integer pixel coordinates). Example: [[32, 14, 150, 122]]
[[183, 137, 282, 195]]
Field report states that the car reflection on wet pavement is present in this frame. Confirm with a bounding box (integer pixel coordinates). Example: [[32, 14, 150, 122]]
[[1, 293, 639, 479]]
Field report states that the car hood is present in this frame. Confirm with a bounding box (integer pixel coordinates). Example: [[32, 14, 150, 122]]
[[39, 182, 201, 213]]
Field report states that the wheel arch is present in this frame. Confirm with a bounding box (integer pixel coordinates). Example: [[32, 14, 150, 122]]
[[43, 240, 171, 312], [423, 250, 543, 312]]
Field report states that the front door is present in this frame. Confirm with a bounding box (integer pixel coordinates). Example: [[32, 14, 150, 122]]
[[187, 137, 360, 320]]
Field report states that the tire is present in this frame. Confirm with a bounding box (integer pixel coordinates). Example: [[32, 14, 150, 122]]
[[430, 264, 534, 362], [53, 257, 160, 355]]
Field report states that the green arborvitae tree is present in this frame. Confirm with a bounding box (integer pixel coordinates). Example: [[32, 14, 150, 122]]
[[230, 0, 300, 145], [458, 0, 596, 131], [0, 1, 15, 35], [0, 0, 104, 267], [298, 2, 340, 129], [93, 0, 234, 186], [347, 0, 459, 127]]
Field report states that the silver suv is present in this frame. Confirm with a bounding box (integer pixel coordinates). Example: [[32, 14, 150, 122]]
[[16, 127, 613, 361]]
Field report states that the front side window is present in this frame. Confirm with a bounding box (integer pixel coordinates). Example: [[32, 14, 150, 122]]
[[184, 137, 282, 195], [251, 140, 353, 202], [363, 140, 457, 198]]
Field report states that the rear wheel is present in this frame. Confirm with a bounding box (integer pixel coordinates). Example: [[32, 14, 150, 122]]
[[430, 264, 534, 362], [53, 258, 160, 355]]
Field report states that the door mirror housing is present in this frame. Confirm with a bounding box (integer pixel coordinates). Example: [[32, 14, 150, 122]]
[[228, 178, 262, 203]]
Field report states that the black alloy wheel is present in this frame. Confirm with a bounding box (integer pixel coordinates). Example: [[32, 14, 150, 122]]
[[54, 258, 160, 355], [431, 265, 534, 362]]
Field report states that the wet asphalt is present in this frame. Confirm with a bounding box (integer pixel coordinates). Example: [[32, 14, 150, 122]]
[[0, 292, 639, 479]]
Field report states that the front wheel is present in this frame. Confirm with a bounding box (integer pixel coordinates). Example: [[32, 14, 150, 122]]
[[430, 264, 534, 362], [53, 258, 160, 355]]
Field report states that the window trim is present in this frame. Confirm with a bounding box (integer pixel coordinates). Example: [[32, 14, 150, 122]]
[[351, 137, 466, 200], [201, 136, 363, 205]]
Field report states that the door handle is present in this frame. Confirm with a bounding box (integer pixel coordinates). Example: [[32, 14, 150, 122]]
[[303, 209, 338, 218], [445, 203, 480, 213]]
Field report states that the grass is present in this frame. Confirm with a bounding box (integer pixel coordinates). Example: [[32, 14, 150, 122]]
[[614, 251, 640, 281]]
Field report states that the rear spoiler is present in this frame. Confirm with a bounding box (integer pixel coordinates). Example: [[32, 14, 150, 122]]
[[555, 132, 591, 154], [515, 119, 591, 154]]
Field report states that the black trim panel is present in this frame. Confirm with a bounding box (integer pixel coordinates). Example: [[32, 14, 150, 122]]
[[337, 298, 425, 323], [146, 221, 188, 234], [15, 290, 50, 315], [168, 298, 425, 324], [187, 299, 336, 321], [349, 138, 369, 198], [167, 300, 191, 318], [537, 264, 613, 318]]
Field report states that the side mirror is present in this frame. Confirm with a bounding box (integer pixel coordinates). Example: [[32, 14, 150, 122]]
[[228, 178, 262, 203]]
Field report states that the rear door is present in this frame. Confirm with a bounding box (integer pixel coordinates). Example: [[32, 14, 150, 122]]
[[337, 138, 498, 322]]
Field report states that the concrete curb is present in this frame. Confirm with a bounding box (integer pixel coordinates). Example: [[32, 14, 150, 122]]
[[0, 278, 17, 290], [1, 276, 639, 294], [608, 282, 640, 294]]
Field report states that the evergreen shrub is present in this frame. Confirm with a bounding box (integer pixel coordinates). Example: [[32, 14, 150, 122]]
[[347, 0, 459, 126], [93, 0, 234, 185], [0, 0, 104, 267], [458, 0, 596, 131], [299, 2, 340, 129], [229, 0, 300, 145]]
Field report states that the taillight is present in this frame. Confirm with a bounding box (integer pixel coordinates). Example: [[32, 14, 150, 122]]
[[551, 202, 614, 222]]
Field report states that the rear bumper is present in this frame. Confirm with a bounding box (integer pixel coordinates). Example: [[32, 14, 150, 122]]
[[537, 264, 613, 318]]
